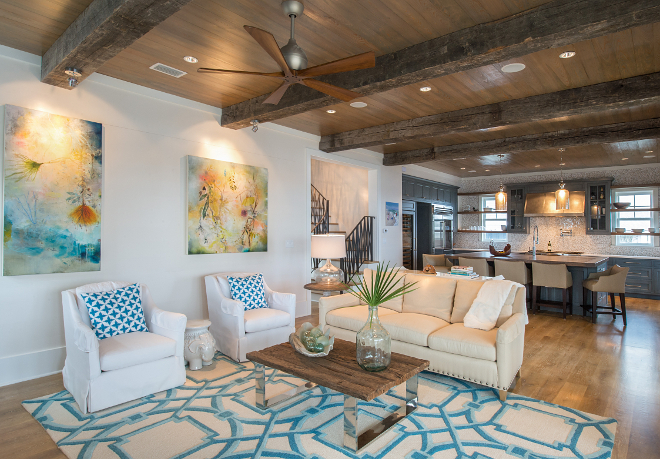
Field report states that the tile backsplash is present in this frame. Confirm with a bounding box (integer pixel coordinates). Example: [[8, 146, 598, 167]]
[[455, 165, 660, 257]]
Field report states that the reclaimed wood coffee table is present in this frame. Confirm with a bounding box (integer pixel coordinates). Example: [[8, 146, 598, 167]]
[[246, 339, 429, 453]]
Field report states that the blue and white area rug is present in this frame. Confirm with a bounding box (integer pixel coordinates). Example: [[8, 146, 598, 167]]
[[24, 353, 616, 459]]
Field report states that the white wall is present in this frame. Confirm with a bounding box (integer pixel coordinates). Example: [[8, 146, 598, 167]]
[[310, 158, 369, 232], [0, 46, 319, 386]]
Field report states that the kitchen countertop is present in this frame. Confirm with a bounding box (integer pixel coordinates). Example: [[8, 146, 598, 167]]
[[452, 248, 660, 261], [446, 251, 609, 267]]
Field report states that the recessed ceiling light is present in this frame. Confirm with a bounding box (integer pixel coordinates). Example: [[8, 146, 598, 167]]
[[559, 162, 566, 166], [535, 165, 540, 167], [559, 51, 576, 59], [183, 56, 198, 63], [622, 157, 629, 160], [453, 157, 467, 161], [420, 86, 432, 92], [326, 109, 336, 113], [468, 170, 476, 173], [643, 155, 656, 158], [501, 63, 525, 73], [350, 101, 367, 108], [385, 142, 396, 145], [460, 167, 466, 170], [484, 169, 490, 172]]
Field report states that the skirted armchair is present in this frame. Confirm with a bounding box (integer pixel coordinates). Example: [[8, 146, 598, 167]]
[[205, 273, 296, 362], [61, 282, 187, 414]]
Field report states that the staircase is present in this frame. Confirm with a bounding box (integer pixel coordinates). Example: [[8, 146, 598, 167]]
[[311, 185, 376, 283]]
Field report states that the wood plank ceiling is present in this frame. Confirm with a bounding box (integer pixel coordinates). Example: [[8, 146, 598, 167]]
[[0, 0, 658, 177]]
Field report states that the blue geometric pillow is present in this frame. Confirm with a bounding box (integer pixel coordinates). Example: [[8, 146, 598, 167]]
[[226, 274, 269, 310], [80, 283, 149, 340]]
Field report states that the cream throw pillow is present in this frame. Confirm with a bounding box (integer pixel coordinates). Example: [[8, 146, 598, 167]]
[[402, 274, 456, 322], [360, 268, 406, 312]]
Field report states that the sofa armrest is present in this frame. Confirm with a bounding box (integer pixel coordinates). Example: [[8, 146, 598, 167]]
[[62, 291, 101, 380], [319, 294, 360, 330], [496, 313, 526, 390], [265, 286, 296, 329]]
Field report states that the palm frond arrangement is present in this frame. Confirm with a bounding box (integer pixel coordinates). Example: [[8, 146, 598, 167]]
[[349, 262, 417, 307]]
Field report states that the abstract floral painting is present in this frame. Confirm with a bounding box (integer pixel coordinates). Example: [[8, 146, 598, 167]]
[[187, 156, 267, 253], [3, 105, 102, 276]]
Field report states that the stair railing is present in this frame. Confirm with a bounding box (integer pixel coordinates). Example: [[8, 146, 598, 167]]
[[311, 185, 329, 235], [341, 216, 375, 283], [311, 185, 330, 271]]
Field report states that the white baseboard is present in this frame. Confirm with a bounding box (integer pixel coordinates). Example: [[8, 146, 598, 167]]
[[0, 346, 66, 387]]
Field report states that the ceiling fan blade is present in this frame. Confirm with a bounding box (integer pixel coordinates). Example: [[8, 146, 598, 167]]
[[244, 25, 292, 77], [297, 51, 376, 78], [198, 68, 284, 78], [301, 79, 363, 102], [263, 82, 292, 104]]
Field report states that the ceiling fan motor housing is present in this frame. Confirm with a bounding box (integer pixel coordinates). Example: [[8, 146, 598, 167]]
[[280, 1, 308, 70]]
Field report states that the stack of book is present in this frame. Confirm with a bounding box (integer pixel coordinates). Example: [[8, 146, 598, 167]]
[[449, 266, 480, 279]]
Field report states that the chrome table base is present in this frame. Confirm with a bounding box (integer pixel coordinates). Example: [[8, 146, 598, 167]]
[[253, 363, 419, 453], [344, 374, 418, 452], [254, 362, 317, 409]]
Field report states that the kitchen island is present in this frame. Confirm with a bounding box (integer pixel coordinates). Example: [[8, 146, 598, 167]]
[[446, 252, 610, 310]]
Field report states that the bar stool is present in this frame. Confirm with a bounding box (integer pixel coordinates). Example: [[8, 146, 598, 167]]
[[495, 259, 532, 307], [422, 254, 453, 273], [531, 262, 573, 319], [459, 257, 493, 277], [582, 265, 629, 325]]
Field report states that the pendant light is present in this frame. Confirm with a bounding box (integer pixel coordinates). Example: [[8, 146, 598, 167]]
[[555, 148, 569, 210], [494, 154, 507, 211]]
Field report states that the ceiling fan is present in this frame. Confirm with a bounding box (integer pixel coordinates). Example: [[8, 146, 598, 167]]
[[198, 1, 375, 105]]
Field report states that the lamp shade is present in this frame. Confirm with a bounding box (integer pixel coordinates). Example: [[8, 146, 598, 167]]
[[311, 234, 346, 258], [555, 183, 570, 210], [495, 185, 507, 211]]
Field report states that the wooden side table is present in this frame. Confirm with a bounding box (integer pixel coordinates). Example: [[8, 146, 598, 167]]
[[304, 281, 350, 296]]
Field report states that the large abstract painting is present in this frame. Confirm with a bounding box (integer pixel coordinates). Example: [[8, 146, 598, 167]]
[[187, 156, 268, 254], [3, 105, 102, 276]]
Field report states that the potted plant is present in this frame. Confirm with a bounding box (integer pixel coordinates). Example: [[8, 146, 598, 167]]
[[349, 262, 417, 372]]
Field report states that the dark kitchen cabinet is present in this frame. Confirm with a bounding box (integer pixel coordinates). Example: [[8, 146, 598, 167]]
[[585, 181, 611, 234], [507, 186, 529, 233]]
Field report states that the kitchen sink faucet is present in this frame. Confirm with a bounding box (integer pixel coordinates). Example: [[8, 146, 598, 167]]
[[532, 225, 539, 259]]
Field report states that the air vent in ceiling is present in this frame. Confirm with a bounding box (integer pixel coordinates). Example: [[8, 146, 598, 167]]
[[149, 63, 187, 78]]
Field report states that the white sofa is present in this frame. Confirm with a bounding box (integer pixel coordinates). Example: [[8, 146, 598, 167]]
[[205, 273, 296, 362], [62, 282, 187, 414], [319, 270, 527, 400]]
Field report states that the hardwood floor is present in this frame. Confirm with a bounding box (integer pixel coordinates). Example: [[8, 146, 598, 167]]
[[1, 298, 658, 459]]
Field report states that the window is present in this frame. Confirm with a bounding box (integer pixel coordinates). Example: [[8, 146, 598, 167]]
[[612, 188, 658, 247], [481, 196, 508, 242]]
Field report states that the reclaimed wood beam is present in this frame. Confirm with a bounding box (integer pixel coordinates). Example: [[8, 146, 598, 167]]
[[221, 0, 660, 129], [382, 118, 660, 166], [41, 0, 193, 88], [322, 72, 660, 153]]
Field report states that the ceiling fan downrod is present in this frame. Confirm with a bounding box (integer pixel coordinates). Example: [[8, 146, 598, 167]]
[[280, 1, 308, 71]]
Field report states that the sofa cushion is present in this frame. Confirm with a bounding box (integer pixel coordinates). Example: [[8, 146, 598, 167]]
[[326, 306, 399, 332], [451, 280, 517, 326], [227, 274, 268, 310], [361, 268, 407, 312], [380, 313, 449, 347], [402, 275, 457, 322], [81, 283, 149, 340], [428, 323, 497, 362], [244, 308, 291, 333], [99, 331, 176, 371], [75, 281, 132, 328]]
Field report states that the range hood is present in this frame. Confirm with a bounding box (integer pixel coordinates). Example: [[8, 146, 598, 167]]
[[524, 191, 585, 217]]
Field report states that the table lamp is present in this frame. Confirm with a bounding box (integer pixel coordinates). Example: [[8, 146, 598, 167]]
[[311, 234, 346, 285]]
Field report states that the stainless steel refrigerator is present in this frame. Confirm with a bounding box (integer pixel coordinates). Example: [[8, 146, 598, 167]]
[[432, 204, 453, 254]]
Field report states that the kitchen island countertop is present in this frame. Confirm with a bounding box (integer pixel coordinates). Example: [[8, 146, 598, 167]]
[[446, 252, 609, 268]]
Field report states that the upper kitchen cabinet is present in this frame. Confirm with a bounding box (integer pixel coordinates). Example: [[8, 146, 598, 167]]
[[508, 186, 529, 233], [585, 181, 611, 234], [402, 175, 458, 207]]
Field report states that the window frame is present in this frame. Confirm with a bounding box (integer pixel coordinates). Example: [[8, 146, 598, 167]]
[[611, 187, 659, 247], [480, 195, 508, 243]]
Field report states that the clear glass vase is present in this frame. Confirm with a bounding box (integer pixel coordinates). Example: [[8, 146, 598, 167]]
[[356, 305, 391, 372]]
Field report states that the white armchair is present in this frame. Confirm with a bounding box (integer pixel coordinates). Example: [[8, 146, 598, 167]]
[[205, 273, 296, 362], [61, 282, 187, 414]]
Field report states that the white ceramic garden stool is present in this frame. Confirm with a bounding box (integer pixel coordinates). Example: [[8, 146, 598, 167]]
[[184, 319, 216, 370]]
